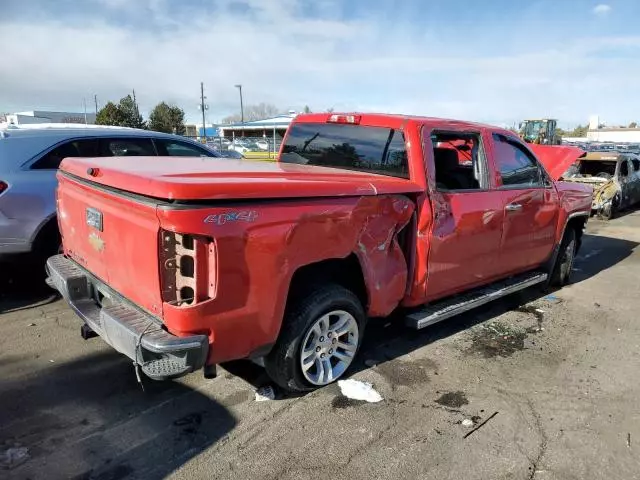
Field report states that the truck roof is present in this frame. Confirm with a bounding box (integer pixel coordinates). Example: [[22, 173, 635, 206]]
[[294, 112, 508, 134]]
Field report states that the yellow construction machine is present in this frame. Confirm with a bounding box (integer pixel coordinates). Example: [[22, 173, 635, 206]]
[[519, 119, 562, 145]]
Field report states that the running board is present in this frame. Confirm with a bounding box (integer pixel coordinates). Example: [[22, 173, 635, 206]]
[[406, 271, 548, 330]]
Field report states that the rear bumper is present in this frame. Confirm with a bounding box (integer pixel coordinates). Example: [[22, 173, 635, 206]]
[[45, 254, 209, 380]]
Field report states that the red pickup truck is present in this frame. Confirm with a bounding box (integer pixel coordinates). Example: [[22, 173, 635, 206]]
[[46, 113, 592, 392]]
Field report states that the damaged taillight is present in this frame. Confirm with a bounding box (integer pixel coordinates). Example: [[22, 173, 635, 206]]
[[0, 181, 8, 195], [159, 230, 217, 306]]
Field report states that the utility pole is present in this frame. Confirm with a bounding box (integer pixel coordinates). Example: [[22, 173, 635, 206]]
[[94, 94, 98, 115], [199, 82, 208, 143]]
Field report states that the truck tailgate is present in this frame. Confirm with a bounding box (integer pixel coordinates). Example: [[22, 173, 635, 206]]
[[57, 173, 163, 317]]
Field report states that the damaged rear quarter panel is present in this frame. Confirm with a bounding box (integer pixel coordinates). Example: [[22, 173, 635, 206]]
[[156, 194, 414, 363]]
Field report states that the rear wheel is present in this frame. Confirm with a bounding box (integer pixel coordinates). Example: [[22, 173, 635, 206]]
[[550, 228, 577, 287], [265, 284, 365, 393]]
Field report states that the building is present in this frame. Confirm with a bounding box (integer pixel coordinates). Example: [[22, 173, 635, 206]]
[[5, 110, 96, 126], [586, 115, 640, 143], [198, 114, 296, 140]]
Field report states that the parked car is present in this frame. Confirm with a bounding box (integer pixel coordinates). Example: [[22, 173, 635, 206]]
[[46, 113, 591, 392], [255, 139, 270, 150], [0, 123, 221, 268], [560, 151, 640, 218]]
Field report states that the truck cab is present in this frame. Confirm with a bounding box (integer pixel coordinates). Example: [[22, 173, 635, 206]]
[[46, 113, 592, 392]]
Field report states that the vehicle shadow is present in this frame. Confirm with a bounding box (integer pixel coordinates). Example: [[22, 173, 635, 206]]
[[0, 260, 58, 315], [0, 350, 236, 479], [353, 232, 638, 375], [225, 232, 638, 397]]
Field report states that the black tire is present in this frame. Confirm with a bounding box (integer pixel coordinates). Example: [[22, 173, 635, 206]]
[[31, 219, 61, 281], [604, 193, 620, 220], [550, 228, 577, 287], [265, 283, 366, 393]]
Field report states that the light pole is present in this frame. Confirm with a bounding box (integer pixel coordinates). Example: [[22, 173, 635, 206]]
[[234, 84, 244, 126]]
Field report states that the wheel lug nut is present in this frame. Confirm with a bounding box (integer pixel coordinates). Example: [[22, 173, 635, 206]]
[[316, 347, 321, 352], [327, 332, 332, 338], [329, 349, 333, 354], [321, 353, 325, 358], [332, 338, 337, 344], [319, 336, 324, 342]]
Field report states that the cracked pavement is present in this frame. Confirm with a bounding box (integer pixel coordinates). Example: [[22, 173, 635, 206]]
[[1, 211, 640, 479]]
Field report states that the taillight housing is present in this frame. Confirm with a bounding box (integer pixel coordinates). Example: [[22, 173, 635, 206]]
[[159, 230, 217, 306], [0, 181, 8, 195]]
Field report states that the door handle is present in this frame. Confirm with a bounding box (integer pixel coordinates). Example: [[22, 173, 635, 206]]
[[505, 203, 523, 212]]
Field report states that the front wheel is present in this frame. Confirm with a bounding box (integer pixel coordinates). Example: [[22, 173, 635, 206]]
[[550, 228, 577, 287], [265, 284, 365, 393]]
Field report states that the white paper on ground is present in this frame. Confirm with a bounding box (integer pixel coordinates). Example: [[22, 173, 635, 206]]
[[337, 379, 383, 403], [255, 385, 275, 401]]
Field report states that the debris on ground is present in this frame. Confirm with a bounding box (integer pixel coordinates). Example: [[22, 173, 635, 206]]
[[544, 294, 562, 304], [254, 385, 275, 402], [627, 433, 631, 448], [0, 447, 29, 470], [337, 379, 383, 403], [435, 391, 469, 408], [461, 419, 474, 428], [463, 411, 499, 439], [28, 323, 36, 327]]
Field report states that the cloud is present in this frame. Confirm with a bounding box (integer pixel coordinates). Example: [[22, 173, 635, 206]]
[[593, 4, 612, 15], [0, 0, 638, 126]]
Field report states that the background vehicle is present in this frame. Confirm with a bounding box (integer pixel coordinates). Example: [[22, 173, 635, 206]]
[[0, 123, 221, 268], [519, 118, 562, 145], [562, 151, 640, 218], [47, 113, 591, 392]]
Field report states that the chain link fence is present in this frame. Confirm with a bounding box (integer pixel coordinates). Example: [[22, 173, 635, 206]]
[[182, 135, 283, 160]]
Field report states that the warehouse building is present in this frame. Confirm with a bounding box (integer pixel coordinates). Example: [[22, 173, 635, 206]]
[[5, 110, 96, 125], [586, 115, 640, 143]]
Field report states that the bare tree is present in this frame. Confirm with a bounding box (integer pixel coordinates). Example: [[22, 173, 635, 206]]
[[222, 103, 282, 123]]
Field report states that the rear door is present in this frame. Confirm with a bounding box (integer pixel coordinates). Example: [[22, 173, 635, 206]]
[[99, 137, 156, 157], [423, 127, 505, 300], [491, 134, 559, 274]]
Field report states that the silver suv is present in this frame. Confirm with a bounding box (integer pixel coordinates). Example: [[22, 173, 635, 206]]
[[0, 124, 220, 265]]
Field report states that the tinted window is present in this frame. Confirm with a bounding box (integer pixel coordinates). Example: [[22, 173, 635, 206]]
[[493, 134, 542, 187], [100, 138, 156, 156], [157, 139, 215, 157], [32, 138, 100, 169], [280, 123, 408, 178], [632, 158, 640, 172]]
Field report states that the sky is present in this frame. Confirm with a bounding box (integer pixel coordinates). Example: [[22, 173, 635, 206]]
[[1, 0, 639, 128]]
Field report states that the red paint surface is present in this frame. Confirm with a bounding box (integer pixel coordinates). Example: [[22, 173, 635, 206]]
[[57, 113, 593, 365]]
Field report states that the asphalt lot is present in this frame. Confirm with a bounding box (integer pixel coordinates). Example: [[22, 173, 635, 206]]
[[1, 211, 640, 480]]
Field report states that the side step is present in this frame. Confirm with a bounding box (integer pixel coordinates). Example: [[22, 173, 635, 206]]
[[406, 271, 548, 330]]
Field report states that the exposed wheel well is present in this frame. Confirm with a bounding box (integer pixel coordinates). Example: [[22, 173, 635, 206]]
[[32, 215, 61, 255], [288, 255, 368, 309]]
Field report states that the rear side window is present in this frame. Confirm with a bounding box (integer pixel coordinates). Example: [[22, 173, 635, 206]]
[[632, 158, 640, 172], [280, 123, 408, 178], [100, 138, 156, 157], [32, 138, 100, 170], [492, 134, 542, 187], [155, 139, 215, 157]]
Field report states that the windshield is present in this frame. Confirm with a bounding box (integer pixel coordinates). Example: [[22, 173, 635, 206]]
[[522, 121, 545, 141], [280, 123, 409, 178]]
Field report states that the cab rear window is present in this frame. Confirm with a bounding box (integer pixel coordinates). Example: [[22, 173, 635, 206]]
[[280, 123, 409, 178]]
